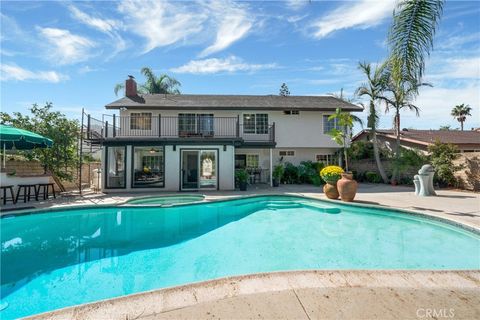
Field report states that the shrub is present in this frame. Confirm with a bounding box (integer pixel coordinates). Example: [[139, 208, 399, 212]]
[[427, 141, 463, 187], [273, 165, 284, 181], [298, 161, 321, 184], [364, 171, 382, 183], [320, 165, 344, 183], [282, 162, 299, 184]]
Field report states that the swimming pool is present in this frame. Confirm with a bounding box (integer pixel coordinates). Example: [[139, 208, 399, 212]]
[[1, 195, 479, 318]]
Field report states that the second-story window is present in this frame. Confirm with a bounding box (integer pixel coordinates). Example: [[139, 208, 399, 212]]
[[323, 115, 340, 134], [243, 113, 269, 134], [178, 113, 196, 133], [131, 112, 152, 130]]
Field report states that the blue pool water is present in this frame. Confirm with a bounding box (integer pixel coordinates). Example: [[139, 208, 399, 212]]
[[1, 195, 479, 318]]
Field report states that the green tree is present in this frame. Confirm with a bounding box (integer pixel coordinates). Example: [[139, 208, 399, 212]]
[[114, 67, 181, 96], [327, 108, 363, 172], [279, 83, 290, 96], [355, 61, 389, 183], [388, 0, 444, 82], [439, 125, 451, 131], [0, 103, 80, 181], [450, 103, 472, 131], [427, 141, 462, 187], [379, 58, 430, 182]]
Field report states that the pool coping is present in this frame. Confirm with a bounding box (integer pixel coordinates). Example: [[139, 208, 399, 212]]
[[26, 270, 480, 320], [2, 193, 479, 234]]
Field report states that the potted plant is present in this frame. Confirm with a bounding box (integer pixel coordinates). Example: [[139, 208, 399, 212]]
[[320, 165, 344, 199], [327, 107, 362, 201], [235, 169, 249, 191], [272, 164, 284, 187]]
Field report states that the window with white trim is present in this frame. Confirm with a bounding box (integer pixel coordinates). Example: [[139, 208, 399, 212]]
[[316, 154, 334, 165], [323, 115, 340, 133], [243, 114, 269, 134], [130, 113, 152, 130], [279, 150, 295, 156], [283, 110, 299, 115], [246, 154, 259, 168]]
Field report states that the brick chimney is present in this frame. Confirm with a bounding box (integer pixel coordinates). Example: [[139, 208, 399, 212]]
[[125, 75, 137, 97]]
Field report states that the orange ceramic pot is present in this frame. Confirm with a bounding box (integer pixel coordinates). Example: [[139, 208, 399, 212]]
[[337, 172, 357, 202], [323, 182, 339, 199]]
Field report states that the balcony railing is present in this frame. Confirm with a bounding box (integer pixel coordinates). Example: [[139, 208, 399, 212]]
[[86, 115, 275, 143]]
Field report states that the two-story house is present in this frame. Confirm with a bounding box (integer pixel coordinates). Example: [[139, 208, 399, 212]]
[[90, 76, 362, 192]]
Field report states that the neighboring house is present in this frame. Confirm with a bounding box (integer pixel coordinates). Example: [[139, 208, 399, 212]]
[[87, 77, 362, 192], [352, 129, 480, 153]]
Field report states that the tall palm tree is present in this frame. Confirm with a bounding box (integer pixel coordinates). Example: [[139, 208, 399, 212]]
[[355, 61, 389, 183], [114, 67, 181, 96], [379, 58, 431, 182], [388, 0, 444, 83], [451, 104, 472, 131]]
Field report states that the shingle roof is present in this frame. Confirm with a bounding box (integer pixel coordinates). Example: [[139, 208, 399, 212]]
[[105, 94, 364, 111], [353, 129, 480, 146]]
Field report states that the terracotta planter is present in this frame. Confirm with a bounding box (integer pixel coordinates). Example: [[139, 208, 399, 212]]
[[337, 172, 358, 202], [323, 181, 339, 199]]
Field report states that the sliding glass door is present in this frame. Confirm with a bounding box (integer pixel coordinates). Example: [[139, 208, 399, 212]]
[[181, 149, 217, 190]]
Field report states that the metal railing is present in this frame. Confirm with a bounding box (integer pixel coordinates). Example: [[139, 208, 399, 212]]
[[86, 115, 275, 143]]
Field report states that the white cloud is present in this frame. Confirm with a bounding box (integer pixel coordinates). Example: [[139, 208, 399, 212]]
[[171, 56, 277, 74], [389, 84, 480, 130], [199, 1, 253, 57], [0, 64, 68, 83], [68, 4, 126, 56], [437, 32, 480, 50], [118, 0, 206, 54], [68, 5, 121, 33], [285, 0, 309, 11], [37, 27, 96, 65], [310, 0, 395, 39]]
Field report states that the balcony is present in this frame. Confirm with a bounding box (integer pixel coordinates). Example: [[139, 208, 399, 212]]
[[85, 115, 275, 144]]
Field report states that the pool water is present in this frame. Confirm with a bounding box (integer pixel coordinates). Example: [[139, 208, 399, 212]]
[[126, 195, 205, 205], [1, 195, 479, 318]]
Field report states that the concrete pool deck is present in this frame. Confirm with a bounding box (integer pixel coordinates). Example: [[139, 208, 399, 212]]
[[30, 270, 480, 320], [4, 184, 480, 320]]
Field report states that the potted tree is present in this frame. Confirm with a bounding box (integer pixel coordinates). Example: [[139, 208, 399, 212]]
[[320, 165, 344, 199], [327, 107, 362, 202], [235, 169, 249, 191], [272, 164, 284, 187]]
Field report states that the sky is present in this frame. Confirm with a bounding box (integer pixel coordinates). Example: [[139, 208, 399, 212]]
[[1, 0, 479, 133]]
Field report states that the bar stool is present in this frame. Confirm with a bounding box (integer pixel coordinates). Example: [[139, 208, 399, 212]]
[[37, 183, 56, 200], [1, 185, 16, 205], [16, 184, 38, 203]]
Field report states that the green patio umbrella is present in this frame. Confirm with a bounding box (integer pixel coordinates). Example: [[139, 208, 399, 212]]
[[0, 124, 53, 167]]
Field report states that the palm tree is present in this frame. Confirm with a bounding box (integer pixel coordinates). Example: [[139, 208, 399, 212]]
[[327, 107, 363, 172], [388, 0, 444, 83], [114, 67, 181, 96], [379, 58, 431, 182], [355, 61, 389, 183], [450, 104, 472, 131]]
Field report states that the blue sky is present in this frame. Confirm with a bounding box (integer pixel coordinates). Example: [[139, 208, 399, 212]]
[[1, 0, 479, 132]]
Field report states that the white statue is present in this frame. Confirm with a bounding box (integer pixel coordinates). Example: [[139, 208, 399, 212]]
[[414, 164, 436, 196]]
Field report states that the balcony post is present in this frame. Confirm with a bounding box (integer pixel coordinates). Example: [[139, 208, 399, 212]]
[[113, 114, 116, 137], [271, 122, 275, 142], [87, 114, 91, 140], [158, 114, 162, 137], [105, 121, 108, 138], [236, 115, 240, 138]]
